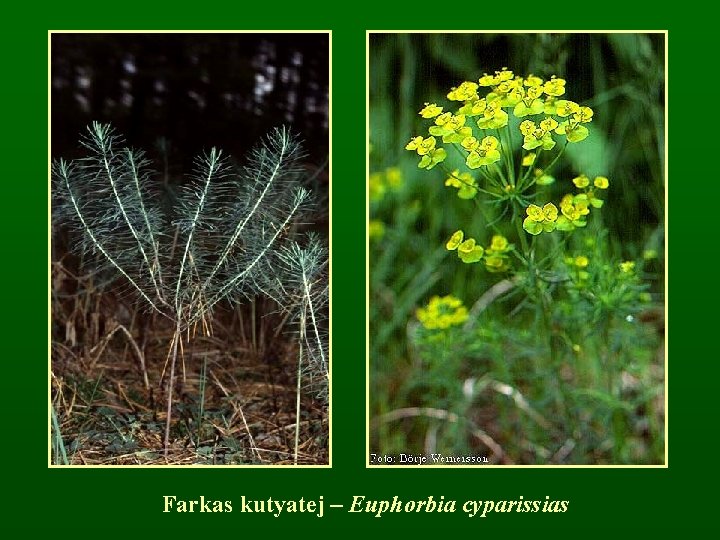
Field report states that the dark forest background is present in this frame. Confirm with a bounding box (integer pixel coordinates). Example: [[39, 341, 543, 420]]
[[51, 33, 329, 168]]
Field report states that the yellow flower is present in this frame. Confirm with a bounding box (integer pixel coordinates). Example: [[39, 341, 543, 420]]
[[417, 295, 469, 330], [561, 203, 581, 221], [446, 232, 485, 264], [405, 136, 423, 151], [544, 75, 566, 97], [495, 81, 513, 95], [476, 99, 508, 129], [466, 136, 501, 168], [575, 199, 590, 216], [520, 120, 536, 136], [526, 204, 545, 223], [369, 172, 386, 201], [419, 102, 443, 118], [478, 73, 499, 86], [484, 254, 509, 273], [447, 81, 479, 102], [525, 85, 542, 99], [524, 202, 558, 234], [417, 136, 437, 156], [513, 84, 545, 117], [526, 85, 544, 100], [522, 152, 537, 166], [556, 100, 580, 117], [574, 106, 594, 123], [524, 74, 544, 87], [540, 117, 558, 132], [574, 255, 589, 268], [619, 261, 636, 273], [449, 114, 466, 130], [542, 203, 559, 222], [446, 230, 464, 250], [520, 117, 556, 151], [594, 176, 609, 189], [470, 98, 488, 115], [429, 113, 470, 143], [487, 234, 512, 255], [385, 167, 403, 188], [408, 136, 446, 169], [458, 238, 476, 253], [555, 119, 589, 143], [368, 220, 385, 240], [643, 249, 658, 260], [573, 174, 590, 188], [461, 136, 479, 151], [496, 67, 514, 82], [487, 73, 523, 107], [490, 234, 509, 251], [445, 170, 477, 199], [480, 136, 498, 151], [434, 112, 452, 126]]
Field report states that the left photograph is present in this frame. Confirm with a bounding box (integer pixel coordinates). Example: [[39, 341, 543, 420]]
[[50, 31, 330, 466]]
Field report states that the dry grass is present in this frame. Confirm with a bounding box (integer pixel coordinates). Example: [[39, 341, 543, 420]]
[[50, 259, 329, 466]]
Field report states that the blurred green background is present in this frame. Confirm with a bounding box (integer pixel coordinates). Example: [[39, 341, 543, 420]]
[[368, 33, 665, 464]]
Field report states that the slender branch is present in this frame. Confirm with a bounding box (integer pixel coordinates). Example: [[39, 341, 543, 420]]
[[95, 127, 165, 305], [58, 161, 169, 318], [201, 189, 307, 318], [294, 309, 305, 465], [302, 268, 327, 375], [126, 148, 167, 301], [164, 322, 181, 457], [175, 148, 221, 312], [200, 131, 287, 296]]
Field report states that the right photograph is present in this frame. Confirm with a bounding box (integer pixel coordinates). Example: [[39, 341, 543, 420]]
[[368, 32, 666, 466]]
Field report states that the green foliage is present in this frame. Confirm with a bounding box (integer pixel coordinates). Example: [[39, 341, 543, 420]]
[[369, 33, 664, 465], [53, 122, 314, 328], [53, 122, 328, 456]]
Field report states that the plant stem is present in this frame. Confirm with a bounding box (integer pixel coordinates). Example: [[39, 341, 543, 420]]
[[514, 210, 530, 257], [294, 310, 306, 465], [164, 322, 181, 458], [196, 354, 208, 449], [517, 149, 541, 191], [542, 140, 569, 177], [251, 298, 257, 356]]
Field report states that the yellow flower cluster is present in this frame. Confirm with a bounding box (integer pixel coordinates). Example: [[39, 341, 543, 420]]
[[446, 229, 484, 263], [369, 166, 403, 201], [429, 112, 472, 143], [523, 175, 610, 235], [368, 219, 385, 240], [523, 202, 560, 235], [446, 230, 512, 271], [407, 68, 595, 172], [565, 254, 591, 282], [484, 234, 513, 273], [405, 135, 447, 170], [520, 117, 559, 151], [571, 174, 609, 209], [554, 100, 594, 143], [444, 169, 477, 199], [416, 295, 468, 330]]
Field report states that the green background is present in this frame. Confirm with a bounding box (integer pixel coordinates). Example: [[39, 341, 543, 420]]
[[1, 1, 716, 534]]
